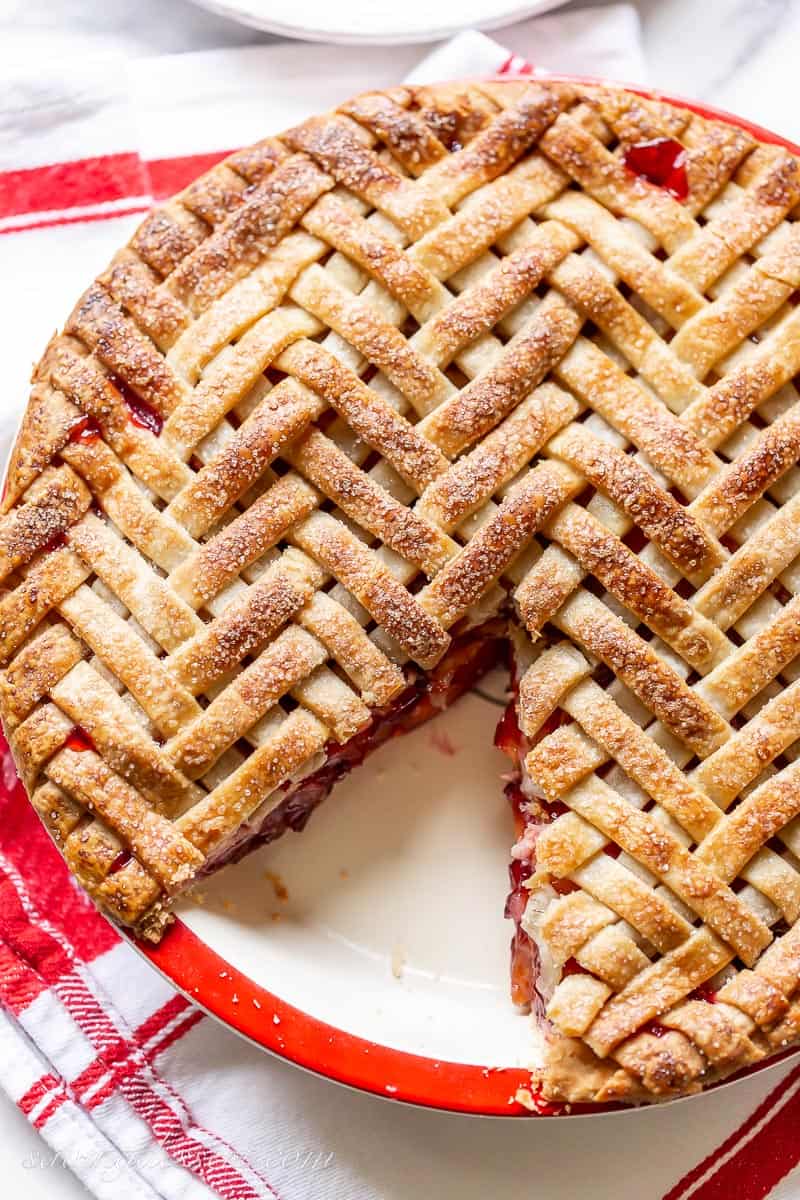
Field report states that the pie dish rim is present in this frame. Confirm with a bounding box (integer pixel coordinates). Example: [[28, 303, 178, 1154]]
[[135, 895, 800, 1118]]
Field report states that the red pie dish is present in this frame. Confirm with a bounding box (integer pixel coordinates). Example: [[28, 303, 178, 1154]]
[[3, 72, 800, 1114]]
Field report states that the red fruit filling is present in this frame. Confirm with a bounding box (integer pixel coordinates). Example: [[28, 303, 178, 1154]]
[[561, 957, 591, 979], [496, 685, 576, 1012], [108, 373, 164, 436], [40, 530, 68, 555], [109, 849, 132, 875], [690, 982, 718, 1004], [505, 856, 534, 1007], [623, 137, 689, 201], [494, 699, 524, 762], [68, 415, 102, 444], [64, 725, 96, 753], [550, 877, 581, 895]]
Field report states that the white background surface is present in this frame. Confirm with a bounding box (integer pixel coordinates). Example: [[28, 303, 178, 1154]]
[[1, 1, 800, 1197], [186, 0, 569, 44], [2, 0, 800, 137]]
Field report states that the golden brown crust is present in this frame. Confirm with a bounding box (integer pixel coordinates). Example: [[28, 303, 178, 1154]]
[[4, 77, 800, 1106]]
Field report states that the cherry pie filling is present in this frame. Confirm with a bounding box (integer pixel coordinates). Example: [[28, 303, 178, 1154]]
[[107, 374, 165, 436], [495, 680, 576, 1021], [67, 415, 102, 445], [623, 137, 689, 200], [65, 379, 164, 449]]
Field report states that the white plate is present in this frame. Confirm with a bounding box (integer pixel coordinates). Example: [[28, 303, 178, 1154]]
[[186, 0, 568, 46]]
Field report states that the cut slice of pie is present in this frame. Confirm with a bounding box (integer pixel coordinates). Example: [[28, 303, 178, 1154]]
[[3, 75, 800, 1106]]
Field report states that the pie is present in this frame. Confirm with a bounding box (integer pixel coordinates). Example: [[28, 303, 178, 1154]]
[[3, 76, 800, 1108]]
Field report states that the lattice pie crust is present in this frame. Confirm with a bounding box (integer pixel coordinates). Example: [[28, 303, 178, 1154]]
[[4, 77, 800, 1106]]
